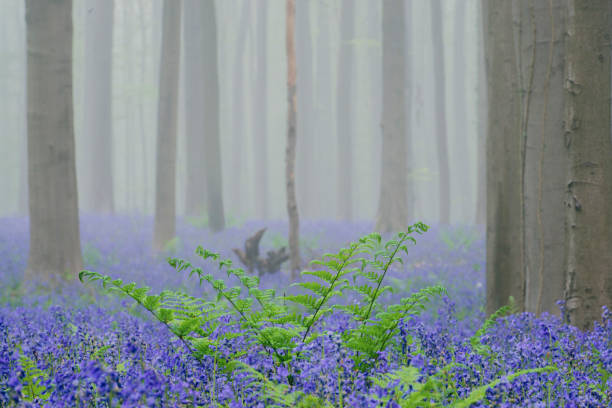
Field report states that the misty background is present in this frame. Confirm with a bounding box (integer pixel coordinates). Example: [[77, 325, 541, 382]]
[[0, 0, 483, 225]]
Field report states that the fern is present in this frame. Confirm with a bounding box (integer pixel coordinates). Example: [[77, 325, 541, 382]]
[[17, 352, 53, 402]]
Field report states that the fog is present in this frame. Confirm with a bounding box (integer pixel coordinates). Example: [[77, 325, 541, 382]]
[[0, 0, 483, 225]]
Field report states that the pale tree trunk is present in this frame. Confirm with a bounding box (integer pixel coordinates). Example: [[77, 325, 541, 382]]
[[452, 0, 470, 223], [475, 0, 486, 226], [183, 0, 207, 216], [231, 0, 250, 218], [336, 0, 354, 221], [403, 0, 414, 222], [296, 0, 314, 219], [286, 0, 300, 277], [153, 0, 181, 251], [137, 0, 151, 214], [517, 0, 566, 317], [375, 0, 407, 233], [563, 0, 612, 330], [484, 0, 524, 316], [367, 0, 382, 223], [430, 0, 450, 224], [253, 0, 268, 220], [202, 0, 225, 232], [82, 0, 114, 214], [25, 0, 83, 284], [314, 0, 334, 219]]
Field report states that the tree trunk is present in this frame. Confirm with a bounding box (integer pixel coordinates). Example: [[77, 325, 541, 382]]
[[153, 0, 181, 251], [25, 0, 83, 284], [82, 0, 114, 214], [286, 0, 300, 277], [231, 0, 250, 219], [253, 0, 268, 220], [563, 0, 612, 330], [183, 0, 207, 216], [375, 0, 408, 233], [475, 0, 486, 226], [202, 0, 225, 232], [484, 0, 524, 316], [296, 0, 314, 219], [430, 0, 450, 224], [336, 0, 354, 221]]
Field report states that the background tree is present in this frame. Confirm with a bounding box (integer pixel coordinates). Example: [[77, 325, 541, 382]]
[[25, 0, 83, 283], [430, 0, 450, 224], [82, 0, 114, 214], [153, 0, 181, 251], [201, 0, 225, 232], [285, 0, 300, 276], [475, 0, 486, 226], [563, 0, 612, 330], [375, 0, 408, 233], [182, 0, 207, 216], [336, 0, 354, 221], [253, 0, 268, 220]]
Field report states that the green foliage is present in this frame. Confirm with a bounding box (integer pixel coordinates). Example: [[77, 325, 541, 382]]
[[17, 352, 53, 402], [439, 226, 478, 252], [185, 214, 209, 229], [162, 236, 182, 254], [82, 243, 103, 268], [469, 296, 517, 357]]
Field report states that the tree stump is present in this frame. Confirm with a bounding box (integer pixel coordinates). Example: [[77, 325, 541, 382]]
[[232, 228, 289, 275]]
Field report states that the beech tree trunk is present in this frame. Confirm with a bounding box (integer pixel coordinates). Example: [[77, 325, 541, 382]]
[[430, 0, 450, 224], [82, 0, 114, 214], [202, 0, 225, 232], [253, 0, 269, 220], [183, 0, 207, 216], [375, 0, 408, 233], [563, 0, 612, 330], [336, 0, 354, 221], [475, 0, 486, 226], [153, 0, 181, 251], [286, 0, 300, 277], [25, 0, 83, 284]]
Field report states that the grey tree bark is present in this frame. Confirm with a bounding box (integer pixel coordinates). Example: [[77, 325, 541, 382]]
[[475, 0, 486, 226], [183, 0, 207, 216], [375, 0, 408, 233], [202, 0, 225, 232], [484, 0, 524, 316], [153, 0, 181, 251], [25, 0, 83, 284], [82, 0, 114, 214], [336, 0, 354, 221], [286, 0, 300, 277], [430, 0, 450, 224], [563, 0, 612, 330], [253, 0, 269, 220], [296, 0, 314, 219]]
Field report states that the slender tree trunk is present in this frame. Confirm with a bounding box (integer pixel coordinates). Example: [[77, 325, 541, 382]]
[[563, 0, 612, 330], [183, 0, 207, 216], [231, 0, 250, 218], [404, 0, 414, 222], [253, 0, 269, 220], [475, 0, 486, 226], [137, 0, 150, 214], [296, 0, 314, 219], [82, 0, 114, 214], [202, 0, 225, 232], [25, 0, 83, 284], [430, 0, 450, 224], [336, 0, 354, 221], [375, 0, 407, 233], [286, 0, 300, 277], [484, 0, 524, 316], [153, 0, 181, 251], [367, 0, 382, 224]]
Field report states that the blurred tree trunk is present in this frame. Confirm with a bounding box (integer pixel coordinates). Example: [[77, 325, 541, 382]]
[[25, 0, 83, 284], [183, 0, 207, 216], [563, 0, 612, 330], [484, 0, 524, 316], [286, 0, 300, 277], [202, 0, 225, 232], [253, 0, 268, 220], [153, 0, 181, 251], [137, 0, 151, 213], [430, 0, 450, 224], [475, 0, 486, 226], [82, 0, 114, 214], [376, 0, 407, 233], [231, 0, 250, 219], [296, 0, 314, 219], [314, 0, 334, 219], [336, 0, 354, 221], [403, 0, 414, 222]]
